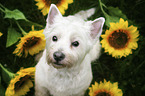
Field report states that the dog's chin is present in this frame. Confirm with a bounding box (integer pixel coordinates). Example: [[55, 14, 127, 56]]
[[51, 62, 66, 69]]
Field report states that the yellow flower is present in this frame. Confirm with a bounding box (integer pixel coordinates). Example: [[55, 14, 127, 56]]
[[101, 18, 139, 58], [0, 32, 3, 37], [13, 28, 46, 57], [89, 79, 123, 96], [35, 0, 73, 15], [5, 67, 35, 96]]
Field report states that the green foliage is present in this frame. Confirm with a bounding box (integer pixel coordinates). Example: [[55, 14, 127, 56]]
[[105, 15, 120, 27], [6, 27, 21, 47], [0, 4, 43, 48], [0, 0, 145, 96], [0, 64, 14, 84], [107, 7, 127, 20], [105, 6, 127, 27], [99, 0, 128, 27], [4, 9, 27, 20], [0, 76, 5, 96]]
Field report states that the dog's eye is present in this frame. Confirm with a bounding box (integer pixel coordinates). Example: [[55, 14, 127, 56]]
[[72, 41, 79, 47], [52, 36, 58, 41]]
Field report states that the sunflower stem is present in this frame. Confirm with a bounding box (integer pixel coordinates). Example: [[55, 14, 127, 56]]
[[0, 5, 5, 13], [0, 3, 7, 13], [0, 64, 15, 84], [99, 0, 109, 17], [0, 3, 5, 13], [0, 3, 6, 9], [101, 3, 107, 9], [15, 20, 27, 36], [31, 25, 35, 31], [0, 7, 5, 13]]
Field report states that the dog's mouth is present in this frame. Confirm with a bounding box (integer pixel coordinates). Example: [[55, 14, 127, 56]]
[[52, 62, 66, 69]]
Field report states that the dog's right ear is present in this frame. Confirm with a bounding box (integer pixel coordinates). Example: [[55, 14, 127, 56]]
[[46, 4, 62, 27]]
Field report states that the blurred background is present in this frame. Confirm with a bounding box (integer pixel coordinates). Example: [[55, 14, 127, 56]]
[[0, 0, 145, 96]]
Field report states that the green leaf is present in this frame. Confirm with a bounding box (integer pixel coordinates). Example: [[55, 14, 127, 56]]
[[3, 8, 43, 27], [105, 15, 120, 27], [0, 64, 15, 84], [107, 6, 127, 20], [4, 9, 27, 20], [105, 6, 128, 27], [6, 27, 21, 47], [0, 76, 5, 96]]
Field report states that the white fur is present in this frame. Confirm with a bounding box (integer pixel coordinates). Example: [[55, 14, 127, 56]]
[[35, 4, 105, 96]]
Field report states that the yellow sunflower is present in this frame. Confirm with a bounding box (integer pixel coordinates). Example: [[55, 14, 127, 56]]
[[35, 0, 73, 15], [0, 32, 3, 37], [101, 18, 139, 58], [13, 28, 46, 57], [5, 67, 35, 96], [89, 79, 123, 96]]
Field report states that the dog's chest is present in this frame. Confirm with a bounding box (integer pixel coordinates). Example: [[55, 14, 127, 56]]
[[45, 67, 92, 95], [46, 69, 82, 88]]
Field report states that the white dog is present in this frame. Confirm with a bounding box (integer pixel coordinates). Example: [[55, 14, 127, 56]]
[[35, 4, 105, 96]]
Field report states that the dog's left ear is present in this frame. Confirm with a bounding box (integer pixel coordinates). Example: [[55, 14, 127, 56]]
[[90, 17, 105, 40]]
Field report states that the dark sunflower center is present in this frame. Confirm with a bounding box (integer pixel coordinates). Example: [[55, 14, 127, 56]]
[[43, 0, 62, 5], [23, 36, 40, 49], [14, 75, 30, 91], [108, 30, 129, 49], [96, 92, 111, 96]]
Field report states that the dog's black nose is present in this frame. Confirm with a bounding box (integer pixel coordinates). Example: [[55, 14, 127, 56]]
[[53, 51, 65, 62]]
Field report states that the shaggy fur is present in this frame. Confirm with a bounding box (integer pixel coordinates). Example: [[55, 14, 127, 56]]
[[35, 4, 105, 96]]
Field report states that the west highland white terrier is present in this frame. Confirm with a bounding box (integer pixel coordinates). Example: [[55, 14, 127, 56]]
[[35, 4, 105, 96]]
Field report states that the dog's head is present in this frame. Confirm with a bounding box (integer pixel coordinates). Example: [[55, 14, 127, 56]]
[[44, 4, 105, 69]]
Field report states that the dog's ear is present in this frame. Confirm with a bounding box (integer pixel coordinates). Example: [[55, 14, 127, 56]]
[[46, 4, 62, 26], [90, 17, 105, 40]]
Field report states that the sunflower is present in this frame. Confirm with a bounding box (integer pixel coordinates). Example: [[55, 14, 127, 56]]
[[89, 79, 123, 96], [13, 28, 46, 57], [0, 32, 3, 37], [5, 67, 35, 96], [101, 18, 139, 58], [35, 0, 73, 16]]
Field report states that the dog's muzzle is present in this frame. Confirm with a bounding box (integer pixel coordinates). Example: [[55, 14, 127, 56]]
[[52, 51, 66, 68]]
